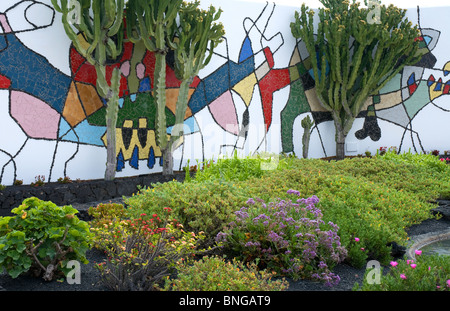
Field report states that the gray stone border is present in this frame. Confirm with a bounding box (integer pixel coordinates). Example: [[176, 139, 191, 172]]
[[406, 228, 450, 260]]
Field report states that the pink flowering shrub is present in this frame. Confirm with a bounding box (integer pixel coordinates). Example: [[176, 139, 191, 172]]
[[355, 251, 450, 291], [216, 190, 347, 286]]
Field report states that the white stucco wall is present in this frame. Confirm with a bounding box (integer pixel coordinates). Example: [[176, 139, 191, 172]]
[[0, 0, 448, 185]]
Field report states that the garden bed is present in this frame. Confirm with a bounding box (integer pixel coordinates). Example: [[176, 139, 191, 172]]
[[1, 153, 449, 292], [1, 211, 448, 292]]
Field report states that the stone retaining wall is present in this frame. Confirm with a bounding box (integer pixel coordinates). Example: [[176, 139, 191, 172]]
[[0, 173, 186, 217]]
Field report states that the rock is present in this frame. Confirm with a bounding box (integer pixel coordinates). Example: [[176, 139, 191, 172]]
[[431, 206, 450, 220], [388, 241, 406, 258], [0, 172, 186, 217]]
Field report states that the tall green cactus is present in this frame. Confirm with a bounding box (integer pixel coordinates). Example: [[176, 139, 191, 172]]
[[125, 0, 183, 162], [51, 0, 124, 180], [126, 0, 224, 175], [167, 2, 225, 173], [291, 0, 423, 159]]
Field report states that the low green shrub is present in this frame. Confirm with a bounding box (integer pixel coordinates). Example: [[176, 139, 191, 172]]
[[216, 190, 347, 285], [0, 197, 92, 280], [375, 150, 450, 200], [189, 151, 282, 183], [125, 180, 249, 247], [354, 252, 450, 291], [162, 255, 289, 291], [239, 159, 438, 267], [125, 154, 445, 270], [88, 203, 132, 251], [377, 149, 448, 172]]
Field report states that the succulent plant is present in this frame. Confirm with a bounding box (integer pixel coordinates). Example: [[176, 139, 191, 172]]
[[291, 0, 423, 159], [125, 0, 183, 158], [125, 0, 224, 175], [52, 0, 125, 180], [170, 3, 225, 143]]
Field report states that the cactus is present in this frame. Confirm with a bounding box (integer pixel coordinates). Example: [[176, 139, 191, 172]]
[[167, 2, 225, 173], [301, 115, 314, 159], [125, 0, 183, 175], [51, 0, 124, 180], [126, 0, 225, 175], [290, 0, 423, 160]]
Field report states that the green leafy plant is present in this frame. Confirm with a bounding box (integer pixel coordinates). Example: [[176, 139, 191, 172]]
[[125, 180, 249, 247], [0, 197, 92, 280], [88, 202, 130, 250], [30, 175, 45, 187], [57, 176, 72, 184], [94, 209, 204, 291], [193, 152, 266, 183], [238, 157, 443, 267], [377, 149, 449, 173], [162, 255, 289, 291], [127, 154, 448, 271]]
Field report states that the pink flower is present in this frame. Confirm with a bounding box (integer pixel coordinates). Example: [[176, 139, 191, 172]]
[[400, 274, 407, 280], [410, 264, 417, 269], [415, 250, 422, 256], [390, 261, 398, 267], [447, 280, 450, 287], [354, 237, 360, 242]]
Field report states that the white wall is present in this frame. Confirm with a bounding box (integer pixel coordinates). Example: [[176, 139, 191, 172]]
[[0, 0, 448, 185]]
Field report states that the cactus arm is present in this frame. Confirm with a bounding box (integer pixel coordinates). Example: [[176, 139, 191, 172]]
[[86, 0, 101, 61], [102, 0, 116, 29], [170, 77, 192, 144], [78, 12, 94, 40], [50, 0, 63, 12], [108, 0, 124, 36], [153, 18, 169, 150], [169, 4, 224, 150], [301, 115, 314, 159], [136, 13, 156, 51]]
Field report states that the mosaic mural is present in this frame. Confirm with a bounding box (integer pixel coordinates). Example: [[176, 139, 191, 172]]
[[0, 0, 449, 185]]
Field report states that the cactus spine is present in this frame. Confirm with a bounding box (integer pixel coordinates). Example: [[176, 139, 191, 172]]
[[52, 0, 124, 180], [290, 0, 422, 160]]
